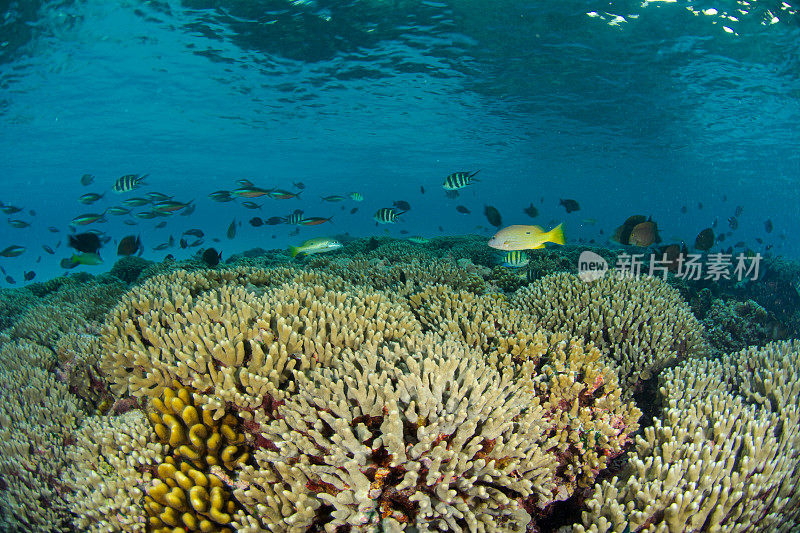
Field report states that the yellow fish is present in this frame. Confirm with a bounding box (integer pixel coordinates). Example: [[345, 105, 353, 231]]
[[488, 223, 565, 251]]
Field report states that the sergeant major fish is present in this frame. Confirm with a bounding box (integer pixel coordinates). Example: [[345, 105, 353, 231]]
[[112, 174, 148, 193]]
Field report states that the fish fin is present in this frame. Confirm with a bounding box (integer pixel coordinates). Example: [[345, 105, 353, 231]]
[[545, 223, 565, 245], [289, 246, 300, 258], [470, 169, 482, 179]]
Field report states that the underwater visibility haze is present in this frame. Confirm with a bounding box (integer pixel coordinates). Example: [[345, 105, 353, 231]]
[[1, 0, 800, 532]]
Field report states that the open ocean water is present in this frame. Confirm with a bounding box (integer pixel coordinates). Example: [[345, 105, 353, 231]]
[[1, 1, 800, 532]]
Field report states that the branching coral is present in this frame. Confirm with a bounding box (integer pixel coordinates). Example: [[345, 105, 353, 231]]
[[0, 336, 81, 532], [252, 338, 559, 531], [66, 410, 163, 533], [519, 337, 641, 498], [100, 269, 420, 422], [513, 273, 707, 394], [573, 354, 800, 533]]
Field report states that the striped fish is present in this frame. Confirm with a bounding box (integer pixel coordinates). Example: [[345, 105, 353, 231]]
[[285, 211, 304, 225], [374, 207, 403, 224], [112, 174, 148, 193], [442, 170, 481, 191], [502, 250, 529, 268]]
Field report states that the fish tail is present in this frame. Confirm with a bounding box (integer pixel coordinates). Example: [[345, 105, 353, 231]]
[[289, 245, 300, 258], [545, 223, 565, 245], [470, 169, 482, 180]]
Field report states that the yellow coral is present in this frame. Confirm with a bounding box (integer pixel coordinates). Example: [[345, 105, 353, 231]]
[[144, 383, 246, 532]]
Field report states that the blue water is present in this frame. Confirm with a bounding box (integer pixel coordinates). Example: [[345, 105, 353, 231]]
[[1, 0, 799, 283]]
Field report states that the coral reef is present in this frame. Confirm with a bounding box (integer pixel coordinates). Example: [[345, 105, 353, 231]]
[[520, 337, 642, 497], [253, 338, 559, 531], [66, 410, 163, 532], [700, 298, 788, 356], [513, 273, 707, 394], [0, 336, 82, 532], [573, 344, 800, 532], [145, 383, 247, 532]]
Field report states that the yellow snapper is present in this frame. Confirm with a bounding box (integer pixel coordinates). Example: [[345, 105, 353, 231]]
[[289, 237, 342, 258], [488, 223, 565, 251]]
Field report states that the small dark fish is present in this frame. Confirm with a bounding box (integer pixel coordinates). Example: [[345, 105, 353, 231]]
[[0, 205, 22, 214], [728, 217, 738, 230], [5, 275, 16, 285], [188, 238, 204, 248], [420, 186, 425, 194], [559, 199, 580, 213], [47, 226, 60, 233], [523, 204, 538, 218], [180, 238, 188, 249], [400, 230, 409, 235], [293, 182, 305, 190], [153, 242, 170, 251], [680, 206, 687, 214], [35, 256, 41, 263], [242, 201, 262, 209], [393, 200, 411, 211], [0, 245, 25, 257], [155, 221, 167, 229], [112, 174, 148, 193], [8, 219, 30, 228], [484, 205, 502, 228], [28, 209, 36, 216], [123, 219, 138, 226], [68, 233, 102, 254], [735, 205, 744, 217], [438, 226, 444, 232], [265, 216, 284, 225], [722, 195, 728, 202], [227, 219, 236, 239], [698, 202, 703, 209], [717, 233, 726, 243], [23, 271, 35, 281], [81, 173, 95, 186], [734, 241, 746, 247], [183, 229, 204, 238], [756, 237, 764, 244], [456, 205, 471, 214], [695, 228, 715, 251], [321, 195, 346, 202], [350, 207, 359, 214], [765, 219, 773, 233], [117, 235, 142, 256], [79, 192, 104, 204], [249, 217, 264, 227], [42, 245, 55, 255], [201, 248, 222, 267]]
